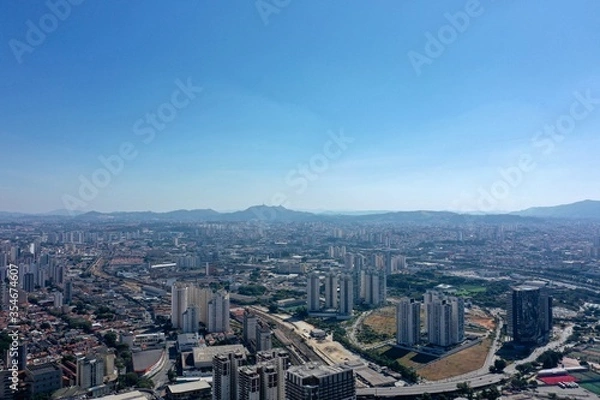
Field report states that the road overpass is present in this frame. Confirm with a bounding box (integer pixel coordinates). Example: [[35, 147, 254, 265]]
[[357, 374, 505, 398]]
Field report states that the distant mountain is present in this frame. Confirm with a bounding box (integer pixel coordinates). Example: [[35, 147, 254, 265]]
[[513, 200, 600, 219], [4, 201, 598, 223], [221, 205, 318, 222], [0, 211, 28, 218], [76, 209, 220, 222], [39, 209, 85, 216]]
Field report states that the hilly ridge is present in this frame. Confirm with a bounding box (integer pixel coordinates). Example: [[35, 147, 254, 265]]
[[1, 200, 599, 223]]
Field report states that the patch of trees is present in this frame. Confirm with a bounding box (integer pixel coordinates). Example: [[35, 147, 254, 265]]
[[119, 372, 153, 389], [536, 350, 563, 369], [356, 324, 391, 344], [238, 285, 267, 296], [103, 331, 118, 348], [94, 305, 115, 320], [489, 358, 507, 373]]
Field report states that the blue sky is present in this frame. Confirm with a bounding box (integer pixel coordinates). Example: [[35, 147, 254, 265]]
[[1, 0, 599, 213]]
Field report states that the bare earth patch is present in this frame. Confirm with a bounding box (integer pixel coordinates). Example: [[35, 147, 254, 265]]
[[417, 337, 492, 381], [363, 306, 397, 337]]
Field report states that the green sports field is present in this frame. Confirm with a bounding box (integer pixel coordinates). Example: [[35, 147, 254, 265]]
[[572, 371, 600, 395]]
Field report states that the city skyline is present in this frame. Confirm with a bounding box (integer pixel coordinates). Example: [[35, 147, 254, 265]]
[[2, 1, 600, 213]]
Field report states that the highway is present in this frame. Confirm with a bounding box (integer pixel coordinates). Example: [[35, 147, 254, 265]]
[[357, 374, 505, 398]]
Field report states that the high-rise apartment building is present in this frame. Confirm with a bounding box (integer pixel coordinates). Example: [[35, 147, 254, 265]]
[[243, 311, 258, 348], [363, 269, 386, 307], [256, 327, 272, 352], [64, 280, 73, 304], [23, 273, 34, 293], [285, 363, 355, 400], [325, 272, 338, 310], [212, 351, 245, 400], [257, 349, 290, 400], [339, 274, 354, 317], [306, 273, 320, 312], [76, 355, 105, 389], [238, 366, 260, 400], [424, 291, 464, 347], [171, 283, 189, 330], [182, 305, 199, 334], [396, 298, 421, 346], [234, 349, 290, 400], [208, 290, 230, 333]]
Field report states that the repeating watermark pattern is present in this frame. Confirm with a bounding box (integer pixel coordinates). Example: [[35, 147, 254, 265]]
[[9, 0, 85, 64], [407, 0, 487, 76], [61, 77, 202, 215], [255, 0, 291, 26], [453, 90, 600, 213], [7, 264, 21, 392], [252, 129, 354, 221]]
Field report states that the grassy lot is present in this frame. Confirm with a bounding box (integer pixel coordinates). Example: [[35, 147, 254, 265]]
[[363, 306, 396, 338], [377, 345, 438, 370], [455, 285, 487, 296], [572, 371, 600, 395], [417, 337, 492, 381]]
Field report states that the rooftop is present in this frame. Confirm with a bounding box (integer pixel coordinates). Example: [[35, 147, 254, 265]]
[[287, 362, 351, 378], [192, 345, 247, 365], [96, 391, 149, 400], [167, 380, 211, 394]]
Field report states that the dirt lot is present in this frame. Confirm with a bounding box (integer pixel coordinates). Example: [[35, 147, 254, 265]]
[[312, 338, 358, 365], [466, 307, 496, 331], [363, 306, 397, 337], [417, 337, 492, 380]]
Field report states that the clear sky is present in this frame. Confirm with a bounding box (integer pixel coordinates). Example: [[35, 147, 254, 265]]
[[1, 0, 599, 213]]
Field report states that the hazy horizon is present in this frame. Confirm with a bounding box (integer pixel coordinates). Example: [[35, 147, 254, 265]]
[[2, 1, 599, 214], [4, 198, 599, 216]]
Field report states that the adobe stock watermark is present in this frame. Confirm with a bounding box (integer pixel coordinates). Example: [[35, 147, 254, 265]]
[[454, 90, 599, 213], [7, 264, 21, 392], [255, 0, 291, 26], [252, 129, 354, 221], [61, 78, 202, 215], [9, 0, 84, 64], [407, 0, 487, 76]]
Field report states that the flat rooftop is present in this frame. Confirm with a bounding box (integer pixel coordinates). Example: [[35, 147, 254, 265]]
[[192, 345, 247, 365], [167, 380, 211, 394], [96, 391, 149, 400], [288, 362, 351, 378]]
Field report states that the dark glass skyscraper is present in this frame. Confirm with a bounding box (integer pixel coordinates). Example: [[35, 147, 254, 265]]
[[508, 284, 552, 345]]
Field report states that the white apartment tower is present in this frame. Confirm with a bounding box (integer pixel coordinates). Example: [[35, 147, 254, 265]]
[[396, 298, 421, 346], [208, 290, 230, 333], [424, 291, 464, 347], [171, 284, 189, 330]]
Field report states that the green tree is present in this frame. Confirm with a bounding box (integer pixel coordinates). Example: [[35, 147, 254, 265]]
[[103, 331, 118, 348], [489, 358, 507, 373], [481, 386, 501, 400], [456, 382, 474, 400], [167, 369, 177, 383]]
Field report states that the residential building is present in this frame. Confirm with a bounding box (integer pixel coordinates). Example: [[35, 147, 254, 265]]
[[396, 298, 420, 346], [285, 363, 355, 400]]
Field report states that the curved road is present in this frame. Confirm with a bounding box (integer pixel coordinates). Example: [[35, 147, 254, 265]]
[[357, 323, 574, 398]]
